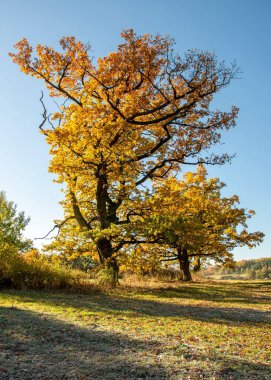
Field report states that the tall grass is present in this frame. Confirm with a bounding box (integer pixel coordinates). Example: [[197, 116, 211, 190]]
[[0, 248, 84, 290]]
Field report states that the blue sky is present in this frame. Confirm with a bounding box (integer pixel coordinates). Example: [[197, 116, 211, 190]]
[[0, 0, 270, 260]]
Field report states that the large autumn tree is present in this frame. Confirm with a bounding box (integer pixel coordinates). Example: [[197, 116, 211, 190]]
[[131, 166, 264, 281], [10, 30, 238, 280]]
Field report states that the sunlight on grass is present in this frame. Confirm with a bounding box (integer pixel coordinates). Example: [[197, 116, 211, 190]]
[[0, 281, 270, 379]]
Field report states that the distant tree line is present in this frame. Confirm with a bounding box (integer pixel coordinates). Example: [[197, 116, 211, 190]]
[[204, 258, 271, 280]]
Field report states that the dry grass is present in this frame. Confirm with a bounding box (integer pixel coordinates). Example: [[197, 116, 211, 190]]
[[0, 280, 270, 379], [120, 273, 181, 289]]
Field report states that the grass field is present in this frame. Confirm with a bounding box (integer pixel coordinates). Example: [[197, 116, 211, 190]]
[[0, 281, 270, 379]]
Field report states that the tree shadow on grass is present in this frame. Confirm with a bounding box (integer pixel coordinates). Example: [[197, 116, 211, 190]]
[[0, 298, 270, 380], [169, 345, 271, 380], [0, 306, 169, 380], [2, 289, 270, 326], [0, 305, 270, 380], [150, 281, 271, 305], [71, 295, 271, 326]]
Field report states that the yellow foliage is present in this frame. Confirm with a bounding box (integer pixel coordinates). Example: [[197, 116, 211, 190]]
[[10, 31, 239, 269], [134, 165, 264, 264]]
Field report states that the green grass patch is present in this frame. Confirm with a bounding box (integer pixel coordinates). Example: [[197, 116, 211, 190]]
[[0, 281, 270, 379]]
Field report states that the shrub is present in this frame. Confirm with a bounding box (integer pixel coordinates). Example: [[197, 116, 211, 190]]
[[0, 248, 78, 290], [0, 243, 21, 288], [96, 268, 117, 287]]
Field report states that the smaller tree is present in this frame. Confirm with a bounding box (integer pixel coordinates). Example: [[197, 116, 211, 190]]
[[0, 191, 32, 252], [135, 166, 264, 281], [0, 191, 32, 286]]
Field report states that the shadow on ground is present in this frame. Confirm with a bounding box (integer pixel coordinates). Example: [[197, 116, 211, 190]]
[[1, 282, 271, 380], [0, 306, 168, 380], [4, 286, 270, 326], [0, 305, 270, 380], [151, 281, 271, 304], [169, 347, 271, 380]]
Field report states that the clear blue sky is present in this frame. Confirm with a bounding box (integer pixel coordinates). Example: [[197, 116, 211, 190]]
[[0, 0, 270, 260]]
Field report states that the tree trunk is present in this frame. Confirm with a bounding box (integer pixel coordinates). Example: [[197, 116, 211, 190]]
[[94, 170, 120, 285], [96, 237, 119, 286], [177, 247, 192, 282], [72, 167, 122, 286]]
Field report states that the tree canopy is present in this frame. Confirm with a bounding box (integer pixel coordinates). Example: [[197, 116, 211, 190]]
[[130, 165, 264, 280]]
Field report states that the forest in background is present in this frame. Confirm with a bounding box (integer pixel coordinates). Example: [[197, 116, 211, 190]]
[[204, 257, 271, 280]]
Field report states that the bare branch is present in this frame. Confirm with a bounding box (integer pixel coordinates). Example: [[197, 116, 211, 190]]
[[35, 216, 75, 240]]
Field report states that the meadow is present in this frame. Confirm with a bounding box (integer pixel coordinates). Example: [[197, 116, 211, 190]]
[[0, 280, 270, 379]]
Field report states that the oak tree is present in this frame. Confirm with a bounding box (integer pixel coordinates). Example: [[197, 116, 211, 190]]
[[10, 30, 238, 281], [136, 166, 264, 281]]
